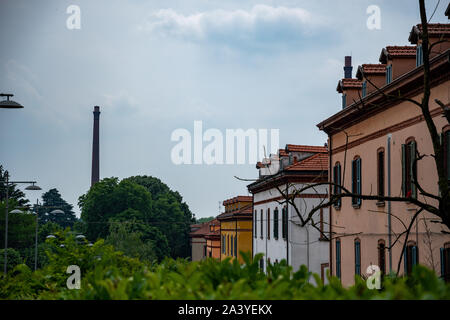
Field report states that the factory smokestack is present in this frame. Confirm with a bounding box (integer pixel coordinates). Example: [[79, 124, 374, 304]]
[[91, 106, 100, 187]]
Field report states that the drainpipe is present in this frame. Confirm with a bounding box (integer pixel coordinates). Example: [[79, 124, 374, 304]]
[[387, 134, 392, 272], [286, 182, 289, 265], [328, 135, 333, 276]]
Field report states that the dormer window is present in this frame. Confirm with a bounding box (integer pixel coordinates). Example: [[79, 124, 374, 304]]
[[386, 65, 392, 84], [361, 81, 367, 98], [342, 93, 347, 109], [416, 44, 423, 67]]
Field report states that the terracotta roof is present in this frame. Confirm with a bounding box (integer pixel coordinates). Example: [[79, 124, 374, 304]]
[[285, 153, 328, 171], [217, 203, 253, 220], [222, 196, 252, 206], [279, 149, 288, 157], [379, 46, 416, 63], [356, 64, 386, 79], [336, 78, 362, 93], [189, 222, 210, 237], [409, 23, 450, 44], [285, 144, 328, 153]]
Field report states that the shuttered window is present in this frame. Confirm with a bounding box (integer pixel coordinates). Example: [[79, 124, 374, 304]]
[[416, 45, 423, 67], [401, 141, 417, 198], [440, 246, 450, 282], [267, 208, 270, 240], [404, 244, 419, 275], [443, 131, 450, 182], [282, 207, 288, 240], [386, 65, 392, 84], [274, 208, 279, 239], [355, 239, 361, 276], [378, 241, 386, 275], [230, 236, 233, 257], [352, 157, 362, 207], [378, 150, 385, 197], [260, 210, 263, 239], [333, 163, 342, 207], [254, 210, 257, 238], [234, 235, 237, 257], [336, 239, 341, 279]]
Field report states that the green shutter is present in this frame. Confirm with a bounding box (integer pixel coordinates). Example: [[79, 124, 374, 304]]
[[440, 248, 445, 278], [412, 246, 418, 267], [338, 164, 342, 207], [234, 235, 237, 257], [410, 141, 417, 198], [402, 144, 406, 197], [404, 247, 408, 274], [357, 158, 362, 205]]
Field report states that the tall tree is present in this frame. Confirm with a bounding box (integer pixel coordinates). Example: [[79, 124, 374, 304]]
[[0, 165, 29, 207], [37, 188, 77, 228]]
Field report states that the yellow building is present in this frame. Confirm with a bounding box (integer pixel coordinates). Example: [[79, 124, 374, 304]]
[[217, 196, 253, 263]]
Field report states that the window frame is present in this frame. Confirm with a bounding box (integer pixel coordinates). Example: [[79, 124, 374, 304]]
[[354, 238, 361, 276], [351, 156, 362, 208], [274, 208, 279, 240]]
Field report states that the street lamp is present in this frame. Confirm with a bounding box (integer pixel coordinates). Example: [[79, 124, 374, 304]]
[[0, 93, 24, 109], [1, 171, 41, 275]]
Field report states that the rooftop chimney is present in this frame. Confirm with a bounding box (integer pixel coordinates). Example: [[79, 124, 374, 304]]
[[91, 106, 100, 187], [344, 56, 352, 79]]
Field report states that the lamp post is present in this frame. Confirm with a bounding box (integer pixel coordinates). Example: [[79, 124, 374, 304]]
[[0, 93, 24, 109], [32, 201, 64, 271], [1, 171, 41, 275]]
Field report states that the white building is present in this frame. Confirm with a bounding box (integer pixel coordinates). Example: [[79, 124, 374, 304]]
[[247, 144, 330, 283]]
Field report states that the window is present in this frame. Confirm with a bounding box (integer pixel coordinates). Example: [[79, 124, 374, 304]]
[[440, 243, 450, 282], [204, 245, 207, 258], [404, 242, 418, 275], [260, 210, 263, 239], [362, 81, 367, 98], [378, 240, 386, 275], [443, 130, 450, 182], [336, 239, 341, 279], [267, 208, 270, 240], [227, 235, 230, 256], [282, 207, 288, 240], [234, 235, 237, 257], [416, 45, 423, 67], [274, 208, 279, 239], [355, 239, 361, 276], [342, 93, 347, 109], [254, 210, 257, 238], [259, 258, 264, 271], [377, 149, 385, 197], [402, 140, 417, 198], [230, 235, 234, 257], [333, 162, 342, 208], [222, 235, 225, 254], [386, 64, 392, 84], [351, 157, 362, 207]]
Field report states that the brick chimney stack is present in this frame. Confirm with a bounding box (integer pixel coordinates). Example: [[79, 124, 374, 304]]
[[91, 106, 100, 187], [344, 56, 352, 78]]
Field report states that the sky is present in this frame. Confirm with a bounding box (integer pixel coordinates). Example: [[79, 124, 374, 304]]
[[0, 0, 448, 219]]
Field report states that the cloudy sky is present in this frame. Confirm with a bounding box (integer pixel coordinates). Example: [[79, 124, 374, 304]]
[[0, 0, 447, 218]]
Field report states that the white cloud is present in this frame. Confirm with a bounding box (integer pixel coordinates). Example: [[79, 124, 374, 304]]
[[138, 5, 325, 47]]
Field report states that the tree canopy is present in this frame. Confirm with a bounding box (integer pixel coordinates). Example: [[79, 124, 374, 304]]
[[79, 176, 195, 260], [37, 188, 77, 228]]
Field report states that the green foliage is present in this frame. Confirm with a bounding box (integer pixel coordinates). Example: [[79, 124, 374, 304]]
[[37, 188, 77, 228], [0, 200, 36, 250], [0, 248, 23, 271], [79, 176, 194, 260], [0, 165, 29, 207], [1, 242, 449, 300], [105, 219, 158, 263], [196, 216, 216, 224]]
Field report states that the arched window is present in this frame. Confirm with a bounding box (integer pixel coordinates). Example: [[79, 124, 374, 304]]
[[404, 241, 418, 275], [354, 238, 361, 276], [267, 208, 271, 240]]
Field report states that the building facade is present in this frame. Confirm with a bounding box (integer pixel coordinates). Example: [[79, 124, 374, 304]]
[[317, 23, 450, 286], [205, 219, 221, 259], [248, 144, 330, 282], [217, 196, 253, 263], [190, 219, 221, 261]]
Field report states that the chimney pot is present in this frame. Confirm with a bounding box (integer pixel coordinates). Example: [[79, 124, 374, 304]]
[[344, 56, 353, 79]]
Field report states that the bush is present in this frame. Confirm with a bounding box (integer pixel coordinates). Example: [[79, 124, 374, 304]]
[[0, 233, 449, 300], [0, 248, 23, 272]]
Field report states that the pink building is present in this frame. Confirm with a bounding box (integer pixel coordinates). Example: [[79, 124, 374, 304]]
[[317, 23, 450, 286]]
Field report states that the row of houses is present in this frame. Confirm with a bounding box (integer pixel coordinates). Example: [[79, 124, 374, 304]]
[[190, 17, 450, 286]]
